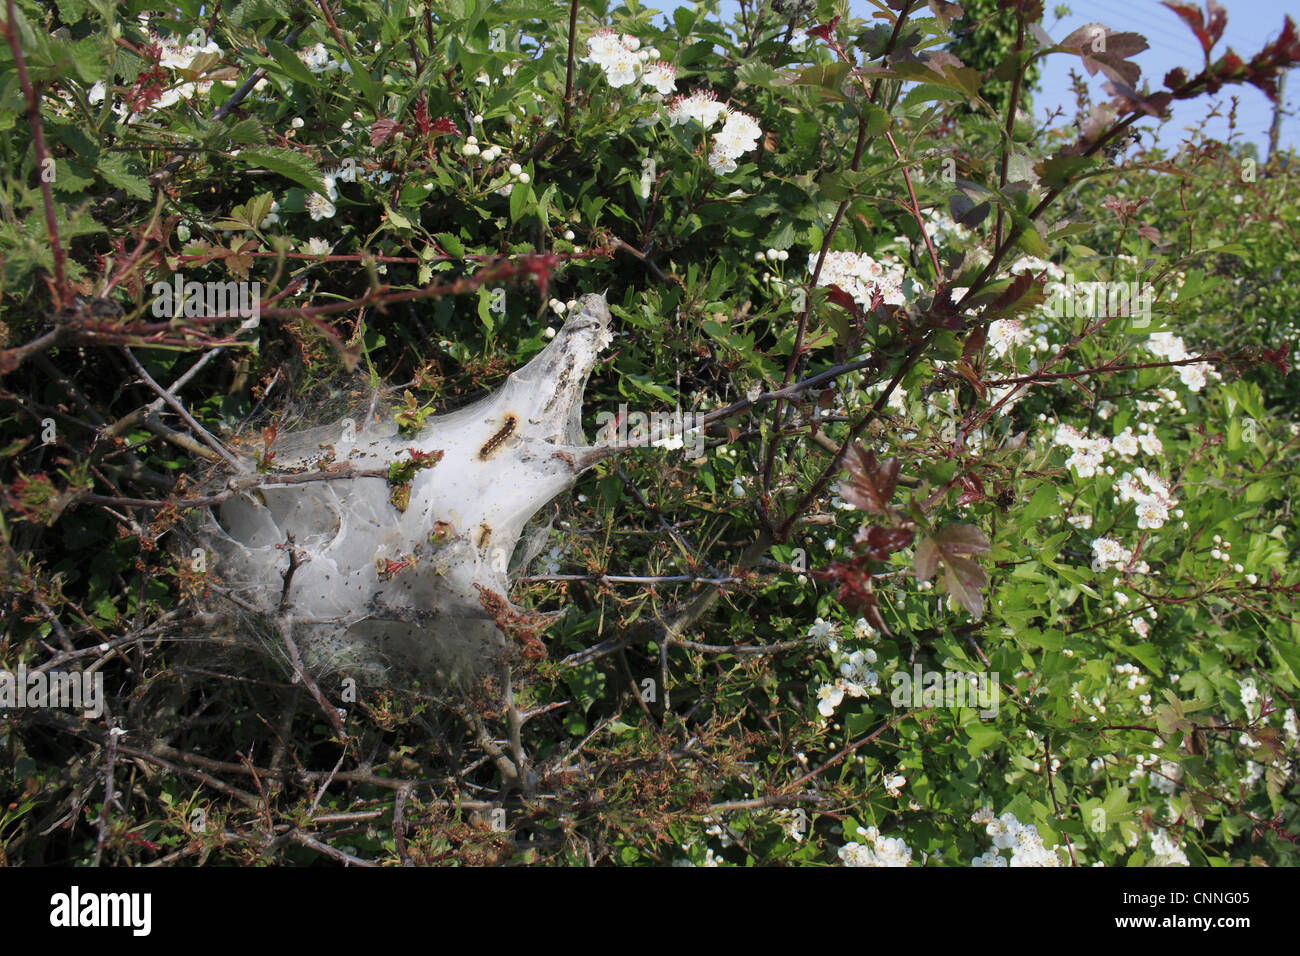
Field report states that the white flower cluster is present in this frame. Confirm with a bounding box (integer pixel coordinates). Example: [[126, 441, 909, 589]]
[[306, 171, 341, 221], [1090, 536, 1132, 573], [1010, 254, 1067, 283], [921, 208, 976, 247], [1114, 467, 1177, 531], [1051, 421, 1165, 482], [1149, 828, 1189, 866], [1115, 662, 1148, 691], [298, 41, 352, 74], [1145, 331, 1218, 392], [90, 27, 224, 118], [666, 92, 763, 174], [667, 89, 726, 127], [972, 811, 1065, 867], [986, 318, 1032, 357], [1239, 676, 1261, 720], [459, 137, 531, 196], [708, 109, 762, 174], [808, 617, 886, 717], [816, 647, 881, 717], [804, 616, 839, 650], [839, 826, 912, 866], [808, 250, 909, 308], [155, 28, 222, 69], [1129, 752, 1181, 795], [585, 30, 673, 93], [774, 809, 805, 843], [1052, 423, 1111, 479]]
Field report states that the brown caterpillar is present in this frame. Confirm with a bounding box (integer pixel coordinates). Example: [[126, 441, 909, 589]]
[[478, 415, 517, 459]]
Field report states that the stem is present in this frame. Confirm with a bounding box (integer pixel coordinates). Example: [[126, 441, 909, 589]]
[[563, 0, 579, 133], [994, 15, 1027, 252], [2, 0, 67, 305]]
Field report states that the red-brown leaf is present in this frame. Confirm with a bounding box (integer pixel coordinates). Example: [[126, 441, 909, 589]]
[[370, 118, 404, 147], [838, 445, 900, 515]]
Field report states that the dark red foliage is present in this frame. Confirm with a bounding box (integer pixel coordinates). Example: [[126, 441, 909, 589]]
[[838, 444, 900, 515], [853, 524, 914, 561], [431, 117, 461, 137], [126, 44, 169, 116], [814, 560, 890, 634]]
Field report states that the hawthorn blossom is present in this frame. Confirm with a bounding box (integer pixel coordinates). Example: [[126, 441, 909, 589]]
[[585, 30, 643, 88], [1112, 428, 1139, 457], [642, 60, 677, 96], [805, 617, 839, 649], [305, 172, 339, 221], [840, 826, 912, 866], [1091, 537, 1131, 573], [667, 89, 727, 128], [155, 29, 222, 69], [298, 42, 352, 74], [816, 681, 844, 717], [706, 108, 763, 173], [987, 812, 1021, 849], [1135, 497, 1168, 530], [715, 108, 761, 154], [1137, 430, 1164, 456], [987, 319, 1031, 357], [1149, 828, 1189, 866], [305, 192, 336, 220], [808, 250, 909, 307]]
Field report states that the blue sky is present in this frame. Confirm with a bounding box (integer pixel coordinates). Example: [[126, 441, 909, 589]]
[[643, 0, 1300, 156]]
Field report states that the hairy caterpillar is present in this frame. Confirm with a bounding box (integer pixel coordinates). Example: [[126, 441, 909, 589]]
[[478, 415, 517, 459]]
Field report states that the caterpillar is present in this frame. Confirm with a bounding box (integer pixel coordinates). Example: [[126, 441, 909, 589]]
[[478, 415, 517, 459]]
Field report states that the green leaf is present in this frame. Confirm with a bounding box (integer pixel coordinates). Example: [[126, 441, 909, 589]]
[[1019, 628, 1064, 651], [235, 147, 327, 195], [264, 39, 320, 86], [1021, 484, 1058, 523], [384, 204, 414, 232], [779, 62, 851, 101], [1035, 153, 1101, 189], [966, 721, 1001, 755], [1269, 632, 1300, 689], [477, 286, 496, 333], [736, 61, 776, 87], [436, 232, 466, 258], [673, 5, 697, 37], [508, 179, 533, 223], [625, 373, 677, 404], [224, 118, 267, 145], [97, 153, 151, 200], [1011, 213, 1048, 258], [821, 169, 872, 202], [860, 104, 890, 136]]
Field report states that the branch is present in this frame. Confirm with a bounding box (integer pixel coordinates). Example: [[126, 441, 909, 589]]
[[1, 0, 66, 304]]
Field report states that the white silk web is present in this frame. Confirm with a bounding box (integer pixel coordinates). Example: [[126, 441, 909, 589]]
[[187, 294, 612, 690]]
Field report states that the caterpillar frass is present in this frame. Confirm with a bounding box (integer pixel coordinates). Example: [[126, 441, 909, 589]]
[[478, 415, 517, 459]]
